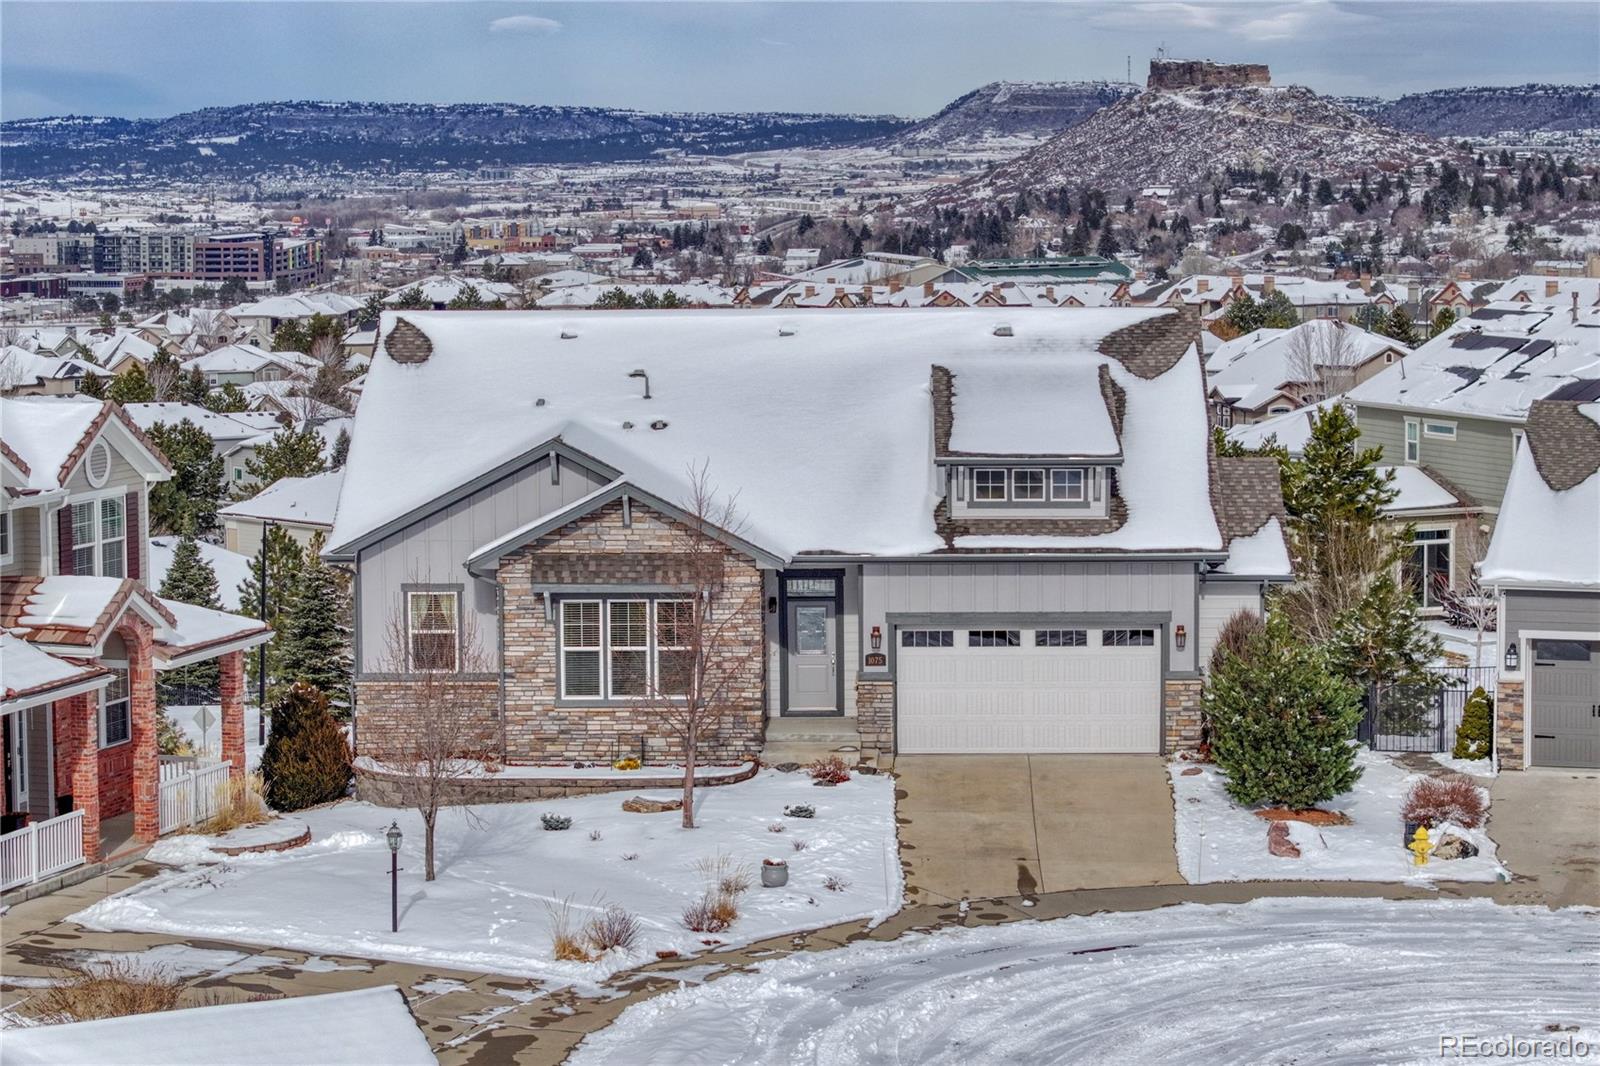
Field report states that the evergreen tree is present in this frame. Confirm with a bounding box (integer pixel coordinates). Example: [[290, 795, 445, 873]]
[[1205, 614, 1365, 808], [276, 544, 352, 715], [235, 426, 327, 498], [1281, 403, 1396, 545], [330, 427, 351, 468], [446, 282, 484, 310], [107, 361, 155, 405], [1380, 306, 1421, 346], [360, 292, 387, 325], [238, 526, 307, 704], [260, 682, 351, 812], [78, 372, 108, 399], [1222, 291, 1264, 335], [1258, 289, 1299, 329], [1353, 304, 1389, 332], [1453, 687, 1493, 760], [1315, 178, 1336, 205], [1430, 306, 1458, 337], [146, 420, 227, 534], [180, 368, 210, 405], [205, 382, 250, 413], [1328, 569, 1442, 692], [157, 534, 224, 700]]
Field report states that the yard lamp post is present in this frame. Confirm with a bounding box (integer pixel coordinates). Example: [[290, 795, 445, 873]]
[[385, 821, 403, 933]]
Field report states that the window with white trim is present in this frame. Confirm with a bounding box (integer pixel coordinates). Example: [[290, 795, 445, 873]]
[[1011, 469, 1045, 501], [1050, 468, 1085, 502], [973, 468, 1007, 501], [70, 496, 125, 578], [100, 666, 130, 747], [406, 590, 459, 672], [608, 601, 649, 698], [561, 600, 602, 697], [1423, 420, 1457, 440], [1403, 418, 1420, 464], [560, 597, 694, 700]]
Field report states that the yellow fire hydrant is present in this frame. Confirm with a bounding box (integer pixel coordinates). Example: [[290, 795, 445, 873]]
[[1409, 825, 1433, 867]]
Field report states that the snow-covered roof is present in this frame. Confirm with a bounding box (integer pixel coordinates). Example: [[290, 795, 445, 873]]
[[1480, 401, 1600, 589], [1215, 516, 1292, 575], [1482, 275, 1600, 307], [383, 275, 519, 306], [0, 345, 99, 385], [153, 596, 274, 663], [122, 402, 267, 443], [1381, 465, 1468, 513], [90, 331, 160, 366], [220, 468, 344, 527], [332, 308, 1224, 560], [535, 268, 611, 288], [228, 292, 365, 320], [1, 632, 111, 710], [1137, 274, 1382, 307], [785, 254, 940, 287], [1206, 320, 1405, 411], [1346, 302, 1600, 421], [948, 362, 1118, 457], [534, 282, 738, 309], [1224, 399, 1340, 457], [0, 395, 108, 491], [183, 343, 314, 376]]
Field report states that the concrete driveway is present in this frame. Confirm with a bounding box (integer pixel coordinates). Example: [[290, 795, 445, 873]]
[[1487, 767, 1600, 908], [887, 754, 1184, 904]]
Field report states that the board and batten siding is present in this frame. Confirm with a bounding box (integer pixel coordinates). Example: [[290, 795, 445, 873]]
[[1354, 405, 1518, 507], [355, 455, 612, 673], [861, 559, 1201, 675], [1502, 589, 1600, 648], [1196, 583, 1264, 672]]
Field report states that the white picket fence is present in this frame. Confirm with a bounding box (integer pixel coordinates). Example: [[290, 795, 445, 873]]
[[158, 758, 232, 835], [0, 810, 87, 892]]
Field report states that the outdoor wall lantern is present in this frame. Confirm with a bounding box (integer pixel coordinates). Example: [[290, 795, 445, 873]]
[[1504, 642, 1520, 672], [871, 626, 882, 650], [1174, 624, 1187, 651], [767, 596, 778, 614]]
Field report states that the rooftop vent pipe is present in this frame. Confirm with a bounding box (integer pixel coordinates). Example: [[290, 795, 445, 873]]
[[628, 369, 652, 399]]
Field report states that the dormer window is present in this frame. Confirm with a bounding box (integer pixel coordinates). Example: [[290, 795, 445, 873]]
[[974, 468, 1008, 501], [1012, 469, 1045, 501], [1051, 469, 1085, 502]]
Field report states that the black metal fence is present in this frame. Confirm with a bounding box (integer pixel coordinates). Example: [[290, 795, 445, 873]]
[[1359, 666, 1498, 753]]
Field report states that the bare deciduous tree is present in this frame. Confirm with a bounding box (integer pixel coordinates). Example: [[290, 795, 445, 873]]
[[377, 579, 497, 881], [638, 464, 765, 829], [1284, 320, 1364, 401], [1276, 513, 1396, 644], [1438, 522, 1499, 668], [147, 356, 182, 402]]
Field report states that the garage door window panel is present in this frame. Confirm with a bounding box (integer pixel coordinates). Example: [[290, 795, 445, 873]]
[[969, 630, 1020, 647], [1036, 629, 1087, 647], [1103, 628, 1155, 647], [901, 629, 954, 648]]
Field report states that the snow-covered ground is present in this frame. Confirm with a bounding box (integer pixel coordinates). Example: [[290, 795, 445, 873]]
[[72, 771, 900, 991], [166, 703, 266, 771], [570, 898, 1600, 1066], [4, 985, 435, 1066], [1170, 749, 1508, 884]]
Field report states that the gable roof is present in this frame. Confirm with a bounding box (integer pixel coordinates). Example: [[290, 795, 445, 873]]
[[219, 468, 344, 527], [331, 307, 1223, 561], [1479, 401, 1600, 589], [1, 633, 113, 713], [0, 395, 171, 492], [0, 575, 175, 650]]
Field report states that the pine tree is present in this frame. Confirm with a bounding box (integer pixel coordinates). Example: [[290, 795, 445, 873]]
[[206, 382, 250, 413], [1205, 614, 1365, 808], [235, 426, 327, 499], [1222, 291, 1263, 335], [1328, 569, 1442, 692], [107, 361, 155, 405], [275, 545, 352, 715], [1280, 403, 1396, 549], [1453, 687, 1493, 760], [146, 420, 227, 534], [1259, 289, 1299, 329], [157, 534, 224, 700], [1430, 307, 1458, 338], [1380, 307, 1421, 346], [179, 368, 209, 405], [78, 372, 108, 399], [237, 526, 307, 704], [260, 682, 351, 812], [330, 427, 351, 468]]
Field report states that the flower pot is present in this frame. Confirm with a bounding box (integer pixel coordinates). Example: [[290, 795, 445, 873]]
[[761, 861, 789, 888]]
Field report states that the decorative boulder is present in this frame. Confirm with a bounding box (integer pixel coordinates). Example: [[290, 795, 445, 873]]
[[622, 796, 682, 813], [1267, 821, 1301, 859]]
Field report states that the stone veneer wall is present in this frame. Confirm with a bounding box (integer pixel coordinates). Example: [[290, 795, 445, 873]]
[[498, 499, 766, 764], [1163, 678, 1205, 754], [354, 678, 501, 758], [1495, 679, 1524, 770], [855, 680, 894, 756], [354, 761, 759, 806]]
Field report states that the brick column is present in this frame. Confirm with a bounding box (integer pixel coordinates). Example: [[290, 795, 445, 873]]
[[219, 651, 246, 777], [121, 621, 160, 843], [56, 694, 102, 863], [1495, 679, 1525, 770], [854, 679, 895, 758]]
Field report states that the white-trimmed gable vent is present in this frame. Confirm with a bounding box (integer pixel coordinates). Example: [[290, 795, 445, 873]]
[[85, 440, 112, 487]]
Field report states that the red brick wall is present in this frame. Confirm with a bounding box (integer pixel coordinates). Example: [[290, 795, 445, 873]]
[[98, 742, 135, 818]]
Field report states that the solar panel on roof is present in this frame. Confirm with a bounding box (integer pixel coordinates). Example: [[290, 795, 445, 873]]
[[1546, 378, 1600, 402]]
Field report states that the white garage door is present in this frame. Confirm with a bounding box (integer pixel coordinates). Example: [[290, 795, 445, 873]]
[[897, 626, 1162, 754]]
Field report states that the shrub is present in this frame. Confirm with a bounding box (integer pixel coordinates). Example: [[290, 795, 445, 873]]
[[791, 838, 808, 852], [767, 822, 785, 833], [588, 829, 603, 841], [783, 804, 816, 819], [1205, 614, 1365, 808], [545, 897, 591, 961], [155, 708, 193, 756], [695, 852, 753, 897], [1453, 687, 1494, 760], [808, 755, 851, 785], [541, 813, 573, 831], [1403, 776, 1486, 829], [1209, 608, 1265, 674], [612, 756, 641, 771], [822, 874, 850, 893], [198, 772, 268, 836], [621, 852, 639, 861], [259, 683, 351, 812], [682, 891, 737, 933], [24, 959, 184, 1024], [583, 904, 641, 954]]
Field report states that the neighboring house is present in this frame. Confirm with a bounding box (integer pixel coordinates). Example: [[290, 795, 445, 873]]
[[121, 403, 279, 459], [1422, 277, 1498, 322], [382, 275, 520, 309], [182, 343, 316, 388], [227, 292, 367, 348], [132, 310, 240, 356], [533, 282, 740, 309], [88, 332, 162, 376], [1345, 301, 1600, 608], [1205, 320, 1408, 426], [0, 346, 102, 397], [1479, 396, 1600, 770], [237, 381, 349, 423], [325, 308, 1292, 774], [223, 416, 350, 488], [219, 468, 344, 556], [1483, 275, 1600, 307], [0, 396, 270, 891], [1223, 398, 1340, 456], [1134, 273, 1394, 322]]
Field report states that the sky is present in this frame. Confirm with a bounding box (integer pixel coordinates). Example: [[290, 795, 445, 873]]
[[2, 1, 1596, 122]]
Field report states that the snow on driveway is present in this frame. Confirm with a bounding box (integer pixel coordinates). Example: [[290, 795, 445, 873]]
[[570, 898, 1600, 1066], [72, 771, 899, 991], [1170, 749, 1508, 884]]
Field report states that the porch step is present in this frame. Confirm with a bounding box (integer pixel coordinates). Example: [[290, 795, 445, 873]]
[[766, 718, 860, 745]]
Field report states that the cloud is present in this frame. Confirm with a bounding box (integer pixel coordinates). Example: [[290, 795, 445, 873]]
[[1085, 0, 1372, 41], [489, 14, 562, 36]]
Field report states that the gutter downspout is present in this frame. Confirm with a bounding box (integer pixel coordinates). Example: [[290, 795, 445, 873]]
[[496, 578, 508, 761]]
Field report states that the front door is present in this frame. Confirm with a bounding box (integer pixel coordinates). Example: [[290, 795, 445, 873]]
[[786, 601, 838, 714]]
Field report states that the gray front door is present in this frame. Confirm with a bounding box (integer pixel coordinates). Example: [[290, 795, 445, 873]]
[[786, 601, 838, 714], [1532, 640, 1600, 769]]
